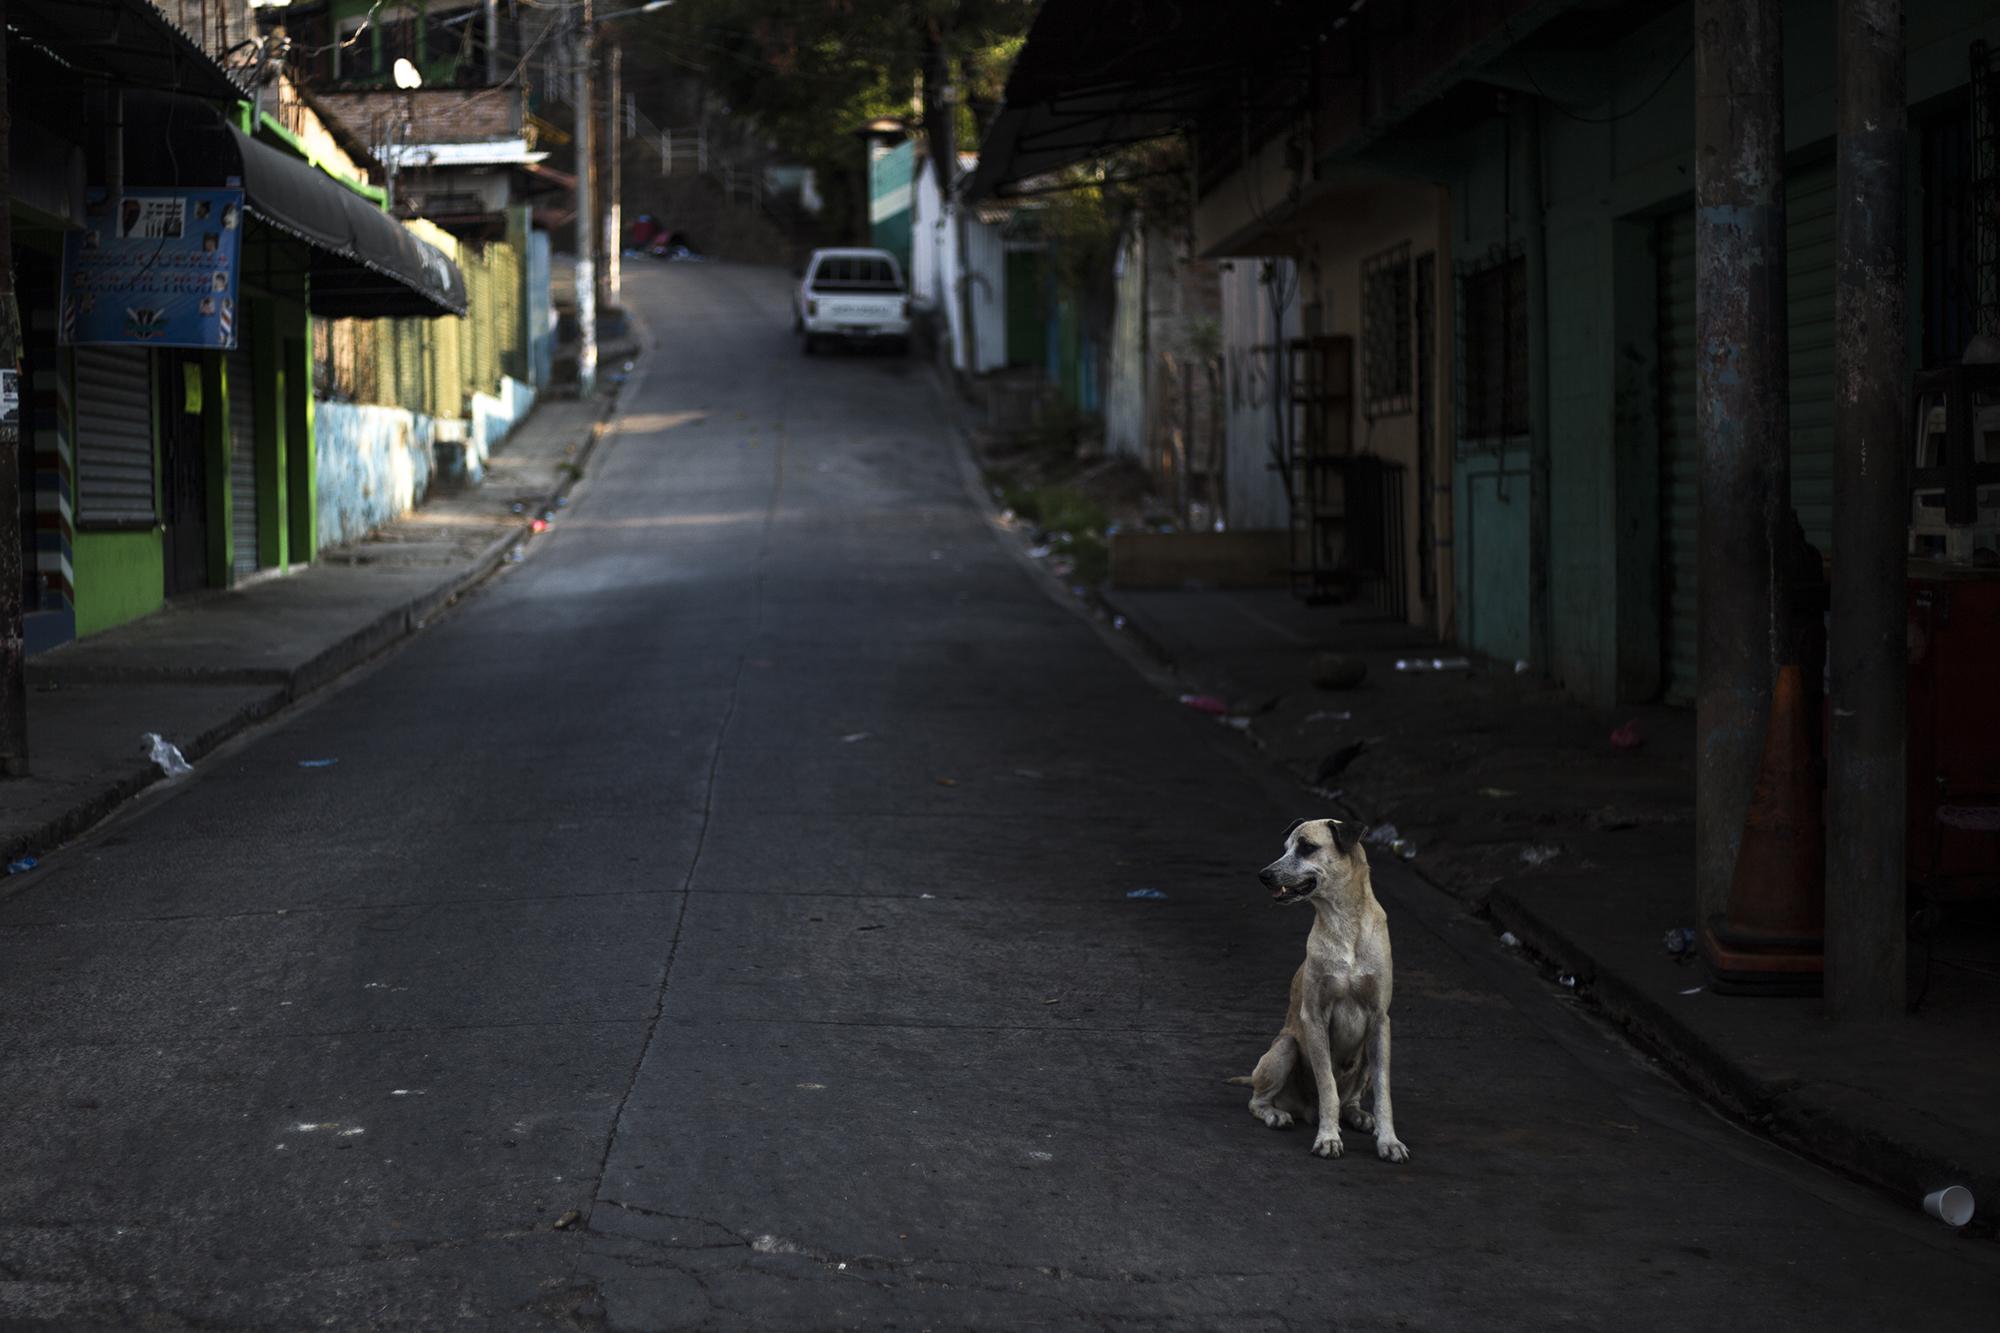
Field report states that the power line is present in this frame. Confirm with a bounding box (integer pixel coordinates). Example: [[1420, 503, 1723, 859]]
[[1497, 19, 1693, 126]]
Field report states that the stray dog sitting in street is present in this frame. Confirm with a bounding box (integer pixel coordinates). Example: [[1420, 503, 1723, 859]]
[[1229, 818, 1410, 1162]]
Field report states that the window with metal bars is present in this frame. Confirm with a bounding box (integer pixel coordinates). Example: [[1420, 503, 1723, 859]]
[[1361, 243, 1412, 417], [1457, 251, 1529, 443]]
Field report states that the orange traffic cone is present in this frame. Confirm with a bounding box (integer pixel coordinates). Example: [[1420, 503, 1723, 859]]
[[1701, 663, 1826, 995]]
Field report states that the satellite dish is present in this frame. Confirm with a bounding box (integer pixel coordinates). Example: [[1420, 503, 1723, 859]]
[[392, 58, 423, 90]]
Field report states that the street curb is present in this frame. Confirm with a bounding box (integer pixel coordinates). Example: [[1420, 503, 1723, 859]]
[[1102, 575, 1994, 1229], [942, 389, 1992, 1231], [926, 366, 1184, 699], [1484, 886, 1767, 1118], [1089, 587, 1206, 687], [1, 687, 290, 874], [4, 326, 650, 874], [1486, 883, 1998, 1230]]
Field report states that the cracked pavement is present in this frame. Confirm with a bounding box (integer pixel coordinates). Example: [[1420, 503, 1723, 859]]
[[2, 262, 1996, 1329]]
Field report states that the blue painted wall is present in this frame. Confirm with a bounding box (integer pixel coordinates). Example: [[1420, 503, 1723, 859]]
[[314, 401, 438, 549]]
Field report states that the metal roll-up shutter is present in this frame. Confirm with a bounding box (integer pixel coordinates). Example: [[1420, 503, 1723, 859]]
[[1656, 163, 1839, 707], [228, 346, 259, 576], [1787, 162, 1837, 554], [74, 347, 156, 527], [1658, 211, 1699, 705]]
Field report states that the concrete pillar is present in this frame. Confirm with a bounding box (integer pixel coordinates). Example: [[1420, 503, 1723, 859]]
[[253, 299, 288, 570], [285, 327, 316, 564], [0, 0, 30, 776], [606, 42, 622, 310], [1693, 0, 1791, 925], [1522, 99, 1552, 678], [203, 353, 233, 587], [1826, 0, 1908, 1021]]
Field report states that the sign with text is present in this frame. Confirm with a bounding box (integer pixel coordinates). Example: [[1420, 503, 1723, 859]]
[[59, 187, 245, 349]]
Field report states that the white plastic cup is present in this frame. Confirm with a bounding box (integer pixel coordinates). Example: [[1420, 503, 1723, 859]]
[[1922, 1186, 1974, 1227]]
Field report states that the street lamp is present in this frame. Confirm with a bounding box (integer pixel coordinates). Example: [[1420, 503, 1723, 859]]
[[575, 0, 671, 398]]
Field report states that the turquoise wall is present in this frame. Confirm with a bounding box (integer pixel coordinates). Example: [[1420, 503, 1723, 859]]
[[1453, 450, 1531, 666]]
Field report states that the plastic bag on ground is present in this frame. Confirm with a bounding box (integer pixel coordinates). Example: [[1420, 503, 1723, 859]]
[[141, 733, 193, 777]]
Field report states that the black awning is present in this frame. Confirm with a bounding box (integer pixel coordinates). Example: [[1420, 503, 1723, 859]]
[[966, 0, 1324, 202], [8, 0, 247, 105], [123, 95, 468, 319], [234, 129, 468, 317]]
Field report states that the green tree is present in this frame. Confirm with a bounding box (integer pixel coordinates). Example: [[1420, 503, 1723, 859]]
[[623, 1, 1033, 247]]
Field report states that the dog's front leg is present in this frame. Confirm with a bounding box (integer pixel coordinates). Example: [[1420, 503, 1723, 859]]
[[1297, 1010, 1344, 1158], [1369, 1015, 1409, 1163]]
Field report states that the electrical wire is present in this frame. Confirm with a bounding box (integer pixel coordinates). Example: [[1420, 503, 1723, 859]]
[[1498, 18, 1692, 126], [289, 0, 391, 58]]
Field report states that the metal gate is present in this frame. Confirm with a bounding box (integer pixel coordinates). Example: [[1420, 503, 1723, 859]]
[[1787, 164, 1838, 554], [1656, 161, 1838, 705], [73, 347, 156, 528], [228, 344, 259, 577]]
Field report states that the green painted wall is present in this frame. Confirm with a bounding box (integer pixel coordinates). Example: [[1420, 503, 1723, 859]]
[[1005, 250, 1046, 368], [1432, 0, 2000, 705], [869, 140, 915, 274], [325, 0, 478, 88], [73, 530, 164, 638]]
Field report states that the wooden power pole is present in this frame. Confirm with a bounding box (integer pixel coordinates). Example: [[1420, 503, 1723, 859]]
[[0, 0, 32, 778]]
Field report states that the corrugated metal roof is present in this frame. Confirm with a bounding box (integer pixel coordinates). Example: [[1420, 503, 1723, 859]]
[[8, 0, 247, 104], [967, 0, 1324, 201]]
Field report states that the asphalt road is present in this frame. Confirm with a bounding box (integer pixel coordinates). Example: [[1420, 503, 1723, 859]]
[[3, 261, 1995, 1330]]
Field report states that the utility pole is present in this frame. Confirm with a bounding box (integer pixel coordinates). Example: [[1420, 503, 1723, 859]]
[[1826, 0, 1908, 1021], [921, 26, 979, 375], [1693, 0, 1789, 926], [484, 0, 500, 85], [574, 0, 597, 397], [606, 41, 622, 311], [0, 0, 31, 777]]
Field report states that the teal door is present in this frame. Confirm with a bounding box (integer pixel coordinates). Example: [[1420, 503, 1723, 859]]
[[1005, 250, 1045, 369]]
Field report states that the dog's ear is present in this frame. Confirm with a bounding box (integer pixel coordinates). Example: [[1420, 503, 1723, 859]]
[[1283, 817, 1310, 841], [1330, 820, 1361, 854]]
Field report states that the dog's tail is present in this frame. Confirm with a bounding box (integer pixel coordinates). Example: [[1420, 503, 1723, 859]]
[[1223, 1075, 1255, 1086]]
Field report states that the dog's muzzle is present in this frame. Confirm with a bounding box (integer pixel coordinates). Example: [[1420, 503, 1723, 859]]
[[1259, 866, 1316, 903]]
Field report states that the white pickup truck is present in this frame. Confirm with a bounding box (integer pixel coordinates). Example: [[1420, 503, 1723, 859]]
[[793, 248, 911, 355]]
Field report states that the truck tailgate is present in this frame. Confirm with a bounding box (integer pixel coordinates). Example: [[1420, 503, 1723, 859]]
[[817, 295, 902, 325]]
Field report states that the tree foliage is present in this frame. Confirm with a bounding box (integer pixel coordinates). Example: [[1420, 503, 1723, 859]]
[[620, 0, 1035, 240]]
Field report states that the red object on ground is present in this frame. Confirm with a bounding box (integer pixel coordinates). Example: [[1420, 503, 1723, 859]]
[[530, 518, 549, 534], [1609, 720, 1644, 749], [1701, 663, 1825, 994]]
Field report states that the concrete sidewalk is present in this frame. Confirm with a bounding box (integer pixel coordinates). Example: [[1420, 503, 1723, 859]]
[[1097, 583, 1999, 1231], [2, 382, 623, 871]]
